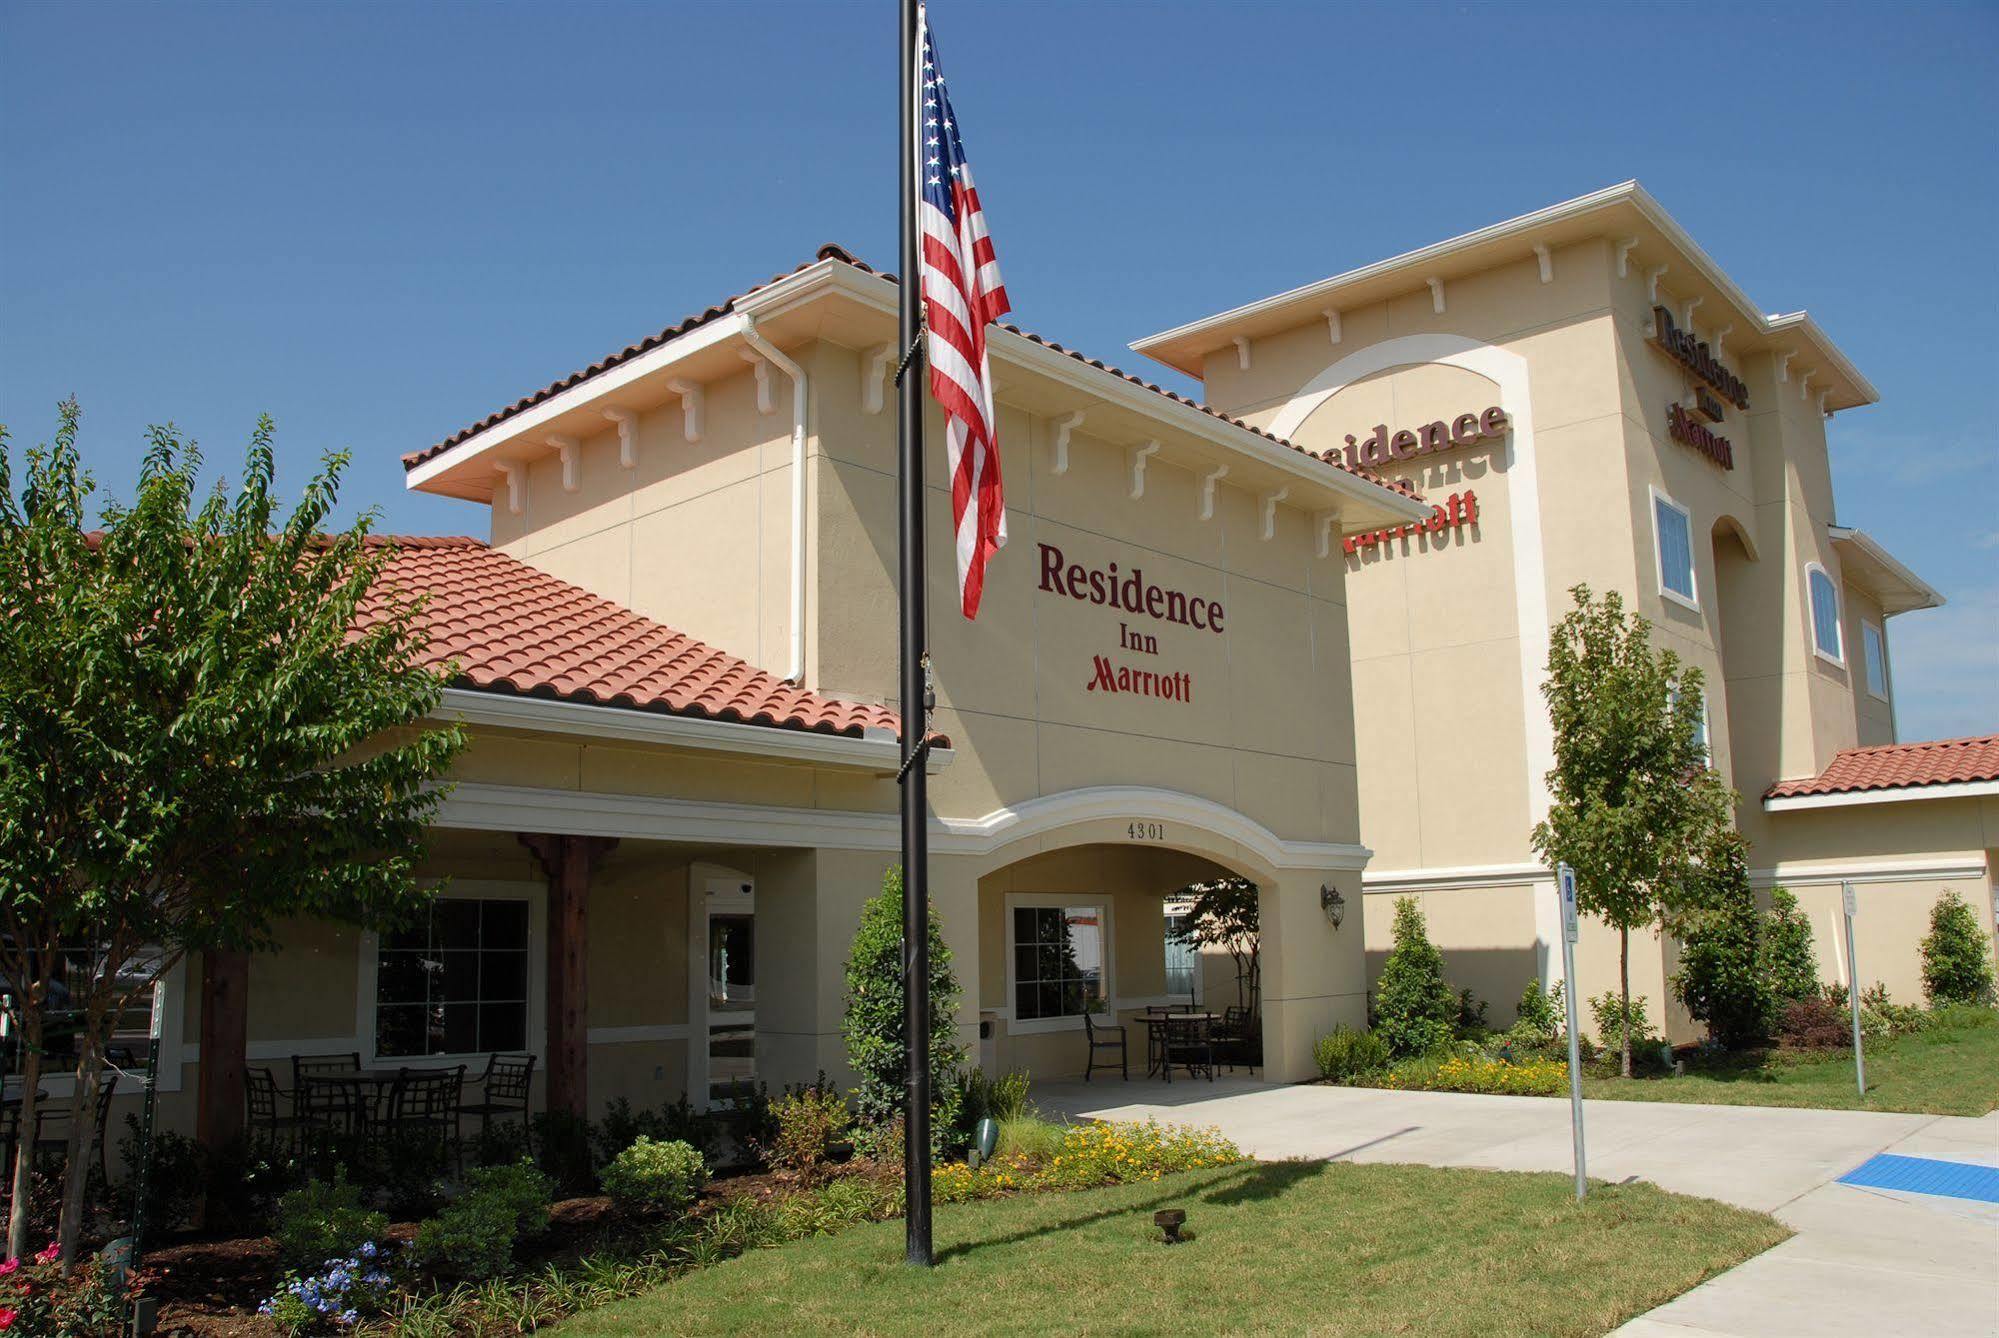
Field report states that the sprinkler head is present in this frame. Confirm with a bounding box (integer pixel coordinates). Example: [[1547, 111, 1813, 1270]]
[[1154, 1208, 1187, 1244]]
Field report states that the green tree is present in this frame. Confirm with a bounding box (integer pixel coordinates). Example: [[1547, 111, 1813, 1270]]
[[841, 866, 965, 1139], [0, 405, 465, 1261], [1669, 835, 1772, 1048], [1531, 586, 1734, 1077], [1921, 890, 1996, 1006], [1759, 888, 1820, 1006], [1373, 898, 1456, 1058], [1170, 877, 1260, 1016]]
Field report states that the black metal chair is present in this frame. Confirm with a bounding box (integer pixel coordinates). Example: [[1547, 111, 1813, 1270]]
[[1214, 1005, 1259, 1075], [385, 1066, 464, 1166], [1162, 1015, 1216, 1083], [292, 1052, 365, 1150], [33, 1071, 118, 1184], [0, 1088, 44, 1195], [246, 1066, 311, 1154], [457, 1053, 535, 1158], [1082, 1010, 1128, 1082]]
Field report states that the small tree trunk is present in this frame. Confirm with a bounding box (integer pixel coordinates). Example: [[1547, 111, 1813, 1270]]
[[1619, 928, 1633, 1079], [7, 1010, 45, 1260], [57, 1015, 106, 1267]]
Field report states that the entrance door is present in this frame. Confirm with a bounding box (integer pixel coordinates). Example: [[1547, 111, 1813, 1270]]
[[688, 864, 755, 1108]]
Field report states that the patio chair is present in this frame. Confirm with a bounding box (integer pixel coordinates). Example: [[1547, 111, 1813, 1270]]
[[1162, 1015, 1216, 1083], [457, 1053, 535, 1159], [292, 1052, 365, 1151], [1081, 1010, 1127, 1082], [1215, 1006, 1259, 1076], [385, 1066, 464, 1167], [33, 1071, 118, 1184], [246, 1066, 310, 1155]]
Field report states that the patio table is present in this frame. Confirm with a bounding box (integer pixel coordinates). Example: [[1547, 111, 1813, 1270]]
[[297, 1068, 402, 1131]]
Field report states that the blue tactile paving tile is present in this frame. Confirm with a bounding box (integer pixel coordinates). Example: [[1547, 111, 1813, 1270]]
[[1836, 1153, 1999, 1204]]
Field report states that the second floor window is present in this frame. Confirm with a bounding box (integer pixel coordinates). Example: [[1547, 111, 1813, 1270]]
[[1654, 492, 1696, 608], [1808, 566, 1843, 663], [1862, 622, 1889, 699]]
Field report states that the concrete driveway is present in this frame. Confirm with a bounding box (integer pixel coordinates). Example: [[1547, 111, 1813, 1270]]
[[1036, 1078, 1999, 1337]]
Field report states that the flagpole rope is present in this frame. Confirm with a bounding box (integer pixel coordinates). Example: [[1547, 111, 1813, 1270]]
[[892, 326, 927, 386]]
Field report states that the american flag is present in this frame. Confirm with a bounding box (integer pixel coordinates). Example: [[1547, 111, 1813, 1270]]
[[917, 6, 1011, 619]]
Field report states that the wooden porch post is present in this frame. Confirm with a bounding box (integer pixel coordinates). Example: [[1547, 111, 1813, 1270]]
[[521, 835, 617, 1119], [195, 948, 249, 1153]]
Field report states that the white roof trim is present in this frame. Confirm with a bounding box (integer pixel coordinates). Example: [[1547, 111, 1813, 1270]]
[[1132, 181, 1878, 404], [435, 686, 952, 775], [1828, 524, 1945, 614], [405, 312, 748, 492], [1764, 778, 1999, 813]]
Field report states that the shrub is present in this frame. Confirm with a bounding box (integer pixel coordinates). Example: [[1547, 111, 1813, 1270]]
[[600, 1137, 708, 1218], [116, 1117, 208, 1233], [1373, 898, 1458, 1057], [1314, 1026, 1391, 1083], [957, 1067, 1032, 1131], [1776, 993, 1849, 1049], [594, 1095, 724, 1164], [259, 1242, 394, 1335], [274, 1169, 389, 1273], [528, 1110, 597, 1195], [1672, 857, 1773, 1049], [411, 1160, 550, 1281], [1760, 887, 1821, 1005], [1455, 989, 1489, 1036], [760, 1087, 852, 1180], [0, 1244, 137, 1338], [842, 865, 966, 1143], [1921, 890, 1996, 1006], [993, 1115, 1065, 1163], [1588, 991, 1657, 1053], [1514, 978, 1558, 1038], [1378, 1052, 1567, 1096], [1039, 1120, 1243, 1189]]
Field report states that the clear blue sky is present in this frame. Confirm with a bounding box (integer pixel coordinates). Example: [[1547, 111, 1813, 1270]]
[[3, 0, 1993, 741]]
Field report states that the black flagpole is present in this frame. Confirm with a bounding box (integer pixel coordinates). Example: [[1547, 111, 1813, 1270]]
[[897, 0, 935, 1269]]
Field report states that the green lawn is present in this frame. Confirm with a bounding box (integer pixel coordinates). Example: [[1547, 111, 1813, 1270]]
[[1580, 1007, 1999, 1117], [559, 1162, 1786, 1338]]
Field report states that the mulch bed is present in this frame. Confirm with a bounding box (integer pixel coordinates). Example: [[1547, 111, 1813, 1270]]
[[149, 1165, 844, 1336]]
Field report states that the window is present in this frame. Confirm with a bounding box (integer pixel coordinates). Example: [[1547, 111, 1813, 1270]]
[[1862, 622, 1889, 700], [1009, 900, 1109, 1027], [1807, 564, 1843, 664], [1162, 901, 1198, 1001], [375, 898, 529, 1058], [1, 942, 165, 1079], [1652, 490, 1697, 609]]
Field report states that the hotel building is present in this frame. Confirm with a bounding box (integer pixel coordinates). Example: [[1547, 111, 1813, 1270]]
[[71, 184, 1996, 1142]]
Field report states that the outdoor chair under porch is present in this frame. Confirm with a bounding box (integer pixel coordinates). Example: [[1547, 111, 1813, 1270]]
[[1081, 1010, 1128, 1081], [1160, 1014, 1217, 1083], [385, 1066, 465, 1169], [456, 1053, 535, 1155], [1212, 1005, 1259, 1076], [246, 1066, 312, 1155]]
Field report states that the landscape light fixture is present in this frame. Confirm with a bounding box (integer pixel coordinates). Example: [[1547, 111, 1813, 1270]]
[[1320, 883, 1347, 929]]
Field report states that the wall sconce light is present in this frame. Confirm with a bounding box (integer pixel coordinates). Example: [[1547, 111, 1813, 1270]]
[[1320, 884, 1346, 929]]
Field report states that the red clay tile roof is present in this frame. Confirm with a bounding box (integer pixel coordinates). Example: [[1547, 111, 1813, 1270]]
[[406, 246, 1422, 505], [1765, 734, 1999, 800], [359, 536, 915, 744]]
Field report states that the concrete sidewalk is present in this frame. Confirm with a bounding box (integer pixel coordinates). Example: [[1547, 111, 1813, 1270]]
[[1036, 1078, 1999, 1336]]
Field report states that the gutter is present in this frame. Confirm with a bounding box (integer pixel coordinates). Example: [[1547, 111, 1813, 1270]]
[[738, 315, 810, 684]]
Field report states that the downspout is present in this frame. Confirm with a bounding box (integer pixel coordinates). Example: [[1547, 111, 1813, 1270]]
[[738, 316, 809, 684]]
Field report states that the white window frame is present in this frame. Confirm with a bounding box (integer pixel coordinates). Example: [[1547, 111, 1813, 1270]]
[[356, 879, 546, 1071], [1861, 620, 1890, 701], [1805, 562, 1844, 667], [1650, 487, 1699, 612], [1002, 893, 1115, 1036]]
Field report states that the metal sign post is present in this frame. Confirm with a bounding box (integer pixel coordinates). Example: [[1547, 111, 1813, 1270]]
[[1843, 880, 1865, 1098], [1557, 863, 1587, 1201]]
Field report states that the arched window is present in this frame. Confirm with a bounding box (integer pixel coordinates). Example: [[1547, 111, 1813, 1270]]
[[1806, 563, 1843, 664]]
